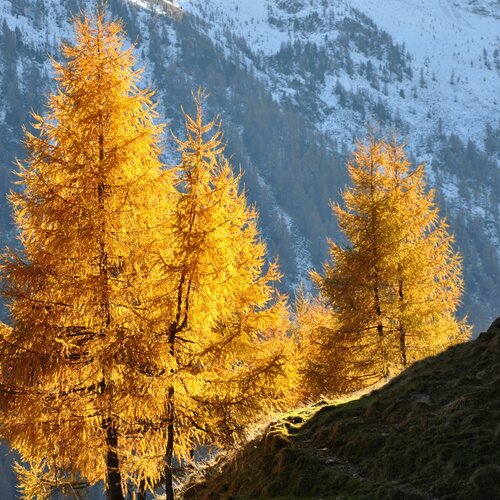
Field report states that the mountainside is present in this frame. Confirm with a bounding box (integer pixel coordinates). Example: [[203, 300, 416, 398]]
[[172, 0, 500, 328], [177, 0, 499, 142], [184, 319, 500, 499], [0, 0, 498, 332], [0, 0, 497, 497]]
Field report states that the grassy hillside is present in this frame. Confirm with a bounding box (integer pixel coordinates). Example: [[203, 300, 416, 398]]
[[184, 319, 500, 499]]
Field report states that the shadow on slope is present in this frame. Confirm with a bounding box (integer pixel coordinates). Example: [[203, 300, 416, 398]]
[[184, 319, 500, 499]]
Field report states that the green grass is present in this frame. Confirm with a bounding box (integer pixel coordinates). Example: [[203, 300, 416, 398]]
[[184, 320, 500, 499]]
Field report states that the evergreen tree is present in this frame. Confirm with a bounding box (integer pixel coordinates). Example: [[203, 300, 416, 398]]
[[307, 138, 468, 394], [0, 11, 173, 499]]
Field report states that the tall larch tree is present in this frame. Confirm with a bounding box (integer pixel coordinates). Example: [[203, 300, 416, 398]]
[[307, 137, 468, 395], [382, 140, 468, 365], [142, 93, 295, 500], [0, 11, 174, 499]]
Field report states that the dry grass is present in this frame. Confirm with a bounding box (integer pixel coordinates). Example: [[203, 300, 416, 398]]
[[183, 320, 500, 499]]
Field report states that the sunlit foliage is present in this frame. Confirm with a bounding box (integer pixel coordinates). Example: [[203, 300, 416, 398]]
[[151, 92, 295, 499], [0, 11, 293, 500], [302, 138, 469, 396], [0, 10, 173, 498]]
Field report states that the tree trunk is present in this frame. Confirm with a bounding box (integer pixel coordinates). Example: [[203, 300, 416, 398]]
[[399, 327, 407, 366], [398, 276, 407, 367], [369, 163, 388, 380], [105, 419, 124, 500], [96, 22, 122, 500], [165, 385, 175, 500], [373, 268, 388, 378], [138, 478, 147, 500]]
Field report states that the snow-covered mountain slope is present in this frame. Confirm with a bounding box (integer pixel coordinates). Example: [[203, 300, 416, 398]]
[[0, 0, 498, 334], [169, 0, 499, 144], [348, 0, 499, 140], [162, 0, 500, 327]]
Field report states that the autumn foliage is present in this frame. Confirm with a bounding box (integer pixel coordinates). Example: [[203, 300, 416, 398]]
[[0, 12, 292, 500], [145, 93, 295, 499], [0, 7, 471, 500], [0, 11, 173, 498], [300, 138, 469, 397]]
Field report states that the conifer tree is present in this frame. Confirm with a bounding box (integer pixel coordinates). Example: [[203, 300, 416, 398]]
[[0, 11, 173, 499], [382, 140, 468, 364], [295, 292, 343, 400], [146, 93, 294, 500], [307, 138, 468, 394]]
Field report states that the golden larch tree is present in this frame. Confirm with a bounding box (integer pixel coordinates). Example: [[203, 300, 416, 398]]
[[295, 291, 343, 400], [306, 137, 468, 395], [0, 11, 174, 499], [382, 140, 468, 364], [145, 93, 295, 500]]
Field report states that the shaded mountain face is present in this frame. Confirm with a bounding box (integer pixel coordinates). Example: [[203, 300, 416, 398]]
[[184, 319, 500, 499], [0, 0, 498, 333]]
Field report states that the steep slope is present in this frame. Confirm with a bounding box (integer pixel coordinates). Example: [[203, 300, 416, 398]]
[[346, 0, 499, 143], [178, 0, 499, 142], [185, 319, 500, 499], [0, 0, 498, 329], [172, 0, 500, 328]]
